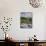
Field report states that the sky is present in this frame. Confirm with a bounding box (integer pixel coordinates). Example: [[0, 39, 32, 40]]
[[21, 12, 32, 18]]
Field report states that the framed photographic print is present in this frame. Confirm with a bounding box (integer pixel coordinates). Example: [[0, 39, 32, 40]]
[[20, 12, 32, 29]]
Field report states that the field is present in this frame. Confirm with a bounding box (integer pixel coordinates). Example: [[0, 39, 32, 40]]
[[20, 17, 32, 28]]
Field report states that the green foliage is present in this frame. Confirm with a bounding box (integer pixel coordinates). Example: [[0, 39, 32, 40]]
[[20, 17, 32, 24]]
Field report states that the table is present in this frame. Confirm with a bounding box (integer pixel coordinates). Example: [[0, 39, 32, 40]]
[[5, 39, 46, 46]]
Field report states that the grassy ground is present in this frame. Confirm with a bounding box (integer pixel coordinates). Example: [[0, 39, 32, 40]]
[[20, 17, 32, 24]]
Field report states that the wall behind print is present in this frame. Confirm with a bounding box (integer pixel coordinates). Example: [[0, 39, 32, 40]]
[[0, 0, 46, 40]]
